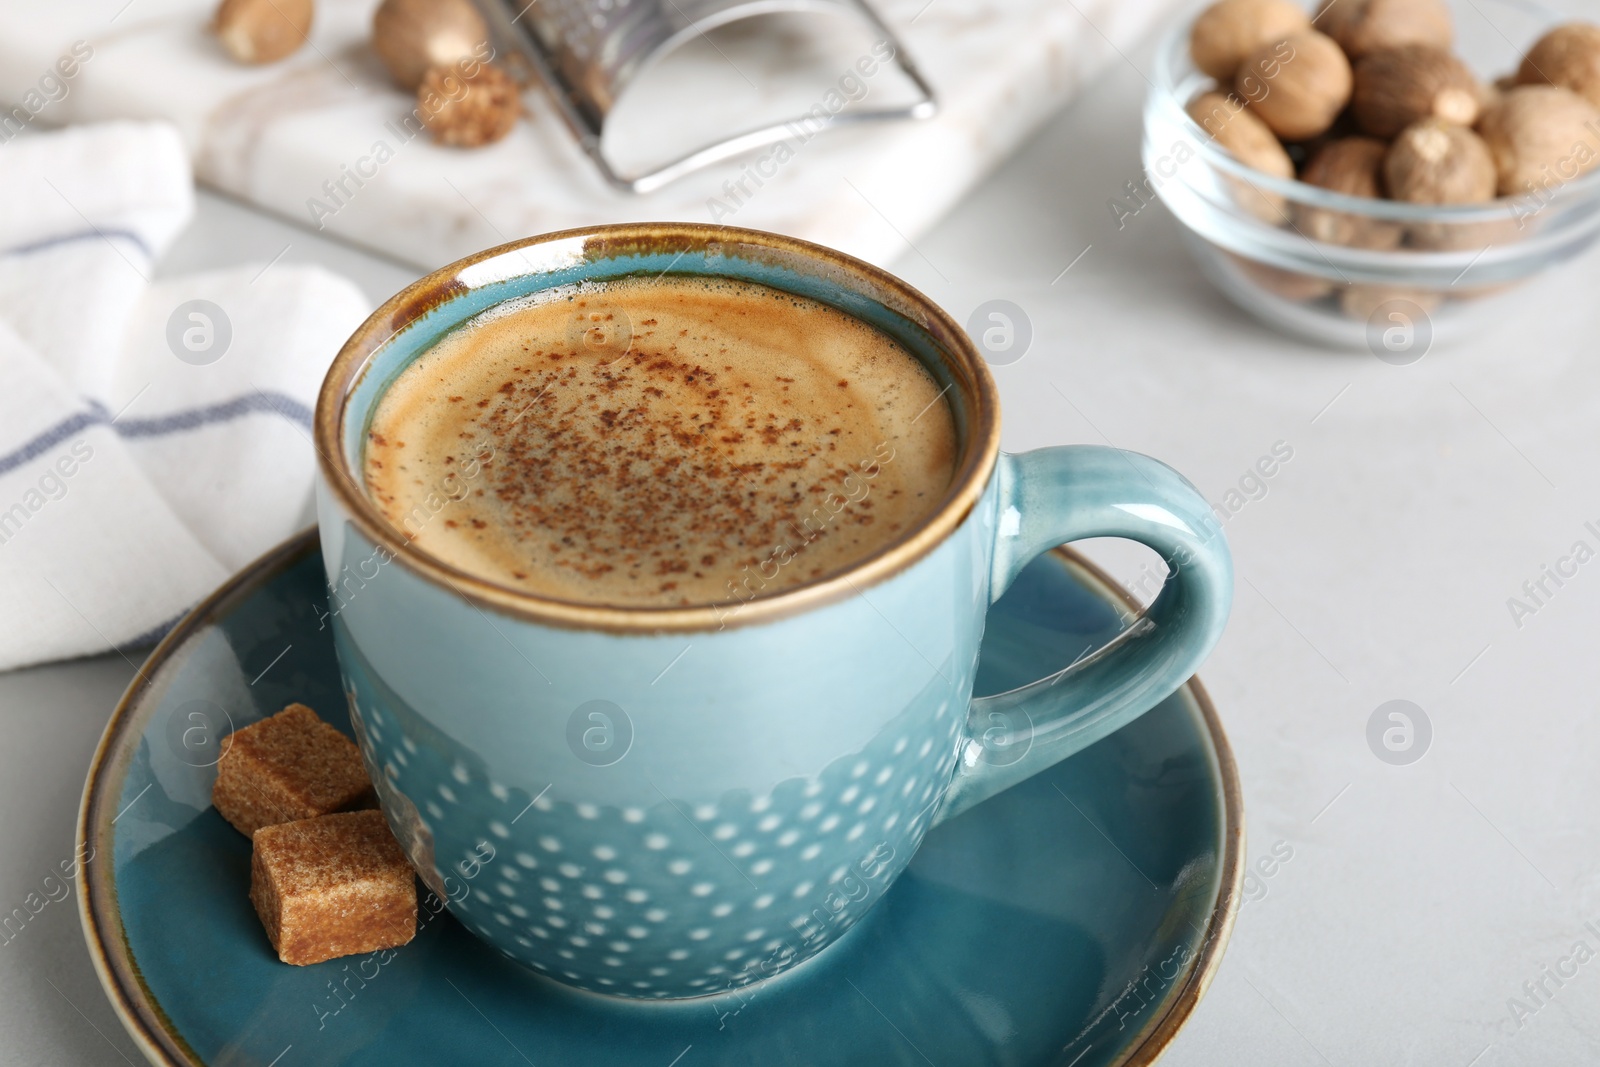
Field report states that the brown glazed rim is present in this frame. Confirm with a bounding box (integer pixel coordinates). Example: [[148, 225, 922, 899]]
[[75, 528, 1242, 1067], [313, 223, 1003, 633], [1075, 553, 1244, 1067]]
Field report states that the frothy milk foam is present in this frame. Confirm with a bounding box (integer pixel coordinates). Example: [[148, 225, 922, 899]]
[[363, 274, 958, 607]]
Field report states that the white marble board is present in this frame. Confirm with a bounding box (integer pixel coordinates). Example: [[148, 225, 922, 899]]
[[0, 0, 1186, 271]]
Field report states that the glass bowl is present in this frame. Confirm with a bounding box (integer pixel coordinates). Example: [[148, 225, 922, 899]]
[[1143, 0, 1600, 350]]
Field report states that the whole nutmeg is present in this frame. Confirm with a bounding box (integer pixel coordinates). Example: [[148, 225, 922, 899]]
[[1302, 137, 1390, 195], [1339, 283, 1442, 322], [1408, 210, 1519, 252], [1314, 0, 1453, 60], [1516, 23, 1600, 110], [1237, 31, 1353, 141], [421, 62, 522, 148], [1295, 137, 1404, 248], [1190, 0, 1310, 81], [1384, 118, 1497, 203], [1188, 91, 1295, 221], [373, 0, 489, 91], [1188, 91, 1297, 178], [214, 0, 312, 64], [1228, 253, 1336, 302], [1477, 84, 1600, 196], [1382, 118, 1502, 251], [1352, 46, 1480, 138]]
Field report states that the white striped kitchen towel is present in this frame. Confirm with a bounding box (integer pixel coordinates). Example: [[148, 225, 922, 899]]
[[0, 121, 370, 671]]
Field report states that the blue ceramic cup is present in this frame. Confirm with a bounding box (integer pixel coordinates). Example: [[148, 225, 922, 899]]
[[313, 225, 1232, 1000]]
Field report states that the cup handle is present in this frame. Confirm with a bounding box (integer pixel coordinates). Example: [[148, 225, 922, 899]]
[[932, 446, 1233, 826]]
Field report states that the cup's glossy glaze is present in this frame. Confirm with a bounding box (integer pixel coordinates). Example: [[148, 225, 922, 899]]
[[313, 225, 1232, 999]]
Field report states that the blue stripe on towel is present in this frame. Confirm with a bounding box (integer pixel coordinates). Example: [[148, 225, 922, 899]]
[[115, 392, 314, 438], [0, 406, 109, 478], [0, 390, 313, 478]]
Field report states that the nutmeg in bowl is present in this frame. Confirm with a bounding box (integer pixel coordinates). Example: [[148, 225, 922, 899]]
[[1143, 0, 1600, 348]]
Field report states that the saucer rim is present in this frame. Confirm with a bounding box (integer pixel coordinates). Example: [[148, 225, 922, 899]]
[[75, 526, 1243, 1067]]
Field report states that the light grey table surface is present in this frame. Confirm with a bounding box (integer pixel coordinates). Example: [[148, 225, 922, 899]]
[[7, 26, 1600, 1067]]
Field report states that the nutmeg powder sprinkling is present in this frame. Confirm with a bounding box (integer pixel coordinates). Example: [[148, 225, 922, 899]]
[[364, 275, 957, 607]]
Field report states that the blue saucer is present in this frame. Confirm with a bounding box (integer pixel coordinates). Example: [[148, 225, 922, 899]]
[[78, 530, 1242, 1067]]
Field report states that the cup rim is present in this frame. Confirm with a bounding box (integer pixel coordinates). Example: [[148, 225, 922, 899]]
[[313, 223, 1002, 634]]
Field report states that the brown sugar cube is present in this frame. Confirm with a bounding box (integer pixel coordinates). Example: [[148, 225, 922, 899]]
[[212, 703, 376, 837], [250, 810, 417, 965]]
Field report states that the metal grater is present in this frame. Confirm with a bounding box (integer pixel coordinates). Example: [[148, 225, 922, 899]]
[[477, 0, 936, 194]]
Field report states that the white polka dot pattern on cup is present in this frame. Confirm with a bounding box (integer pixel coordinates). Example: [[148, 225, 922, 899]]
[[342, 670, 967, 999]]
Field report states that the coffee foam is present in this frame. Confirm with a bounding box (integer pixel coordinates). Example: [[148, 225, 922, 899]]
[[363, 274, 957, 607]]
